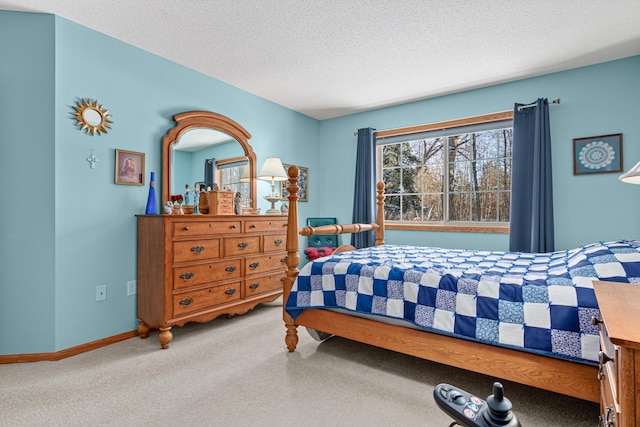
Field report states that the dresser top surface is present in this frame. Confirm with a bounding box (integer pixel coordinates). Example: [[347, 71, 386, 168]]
[[594, 280, 640, 349], [136, 214, 286, 219]]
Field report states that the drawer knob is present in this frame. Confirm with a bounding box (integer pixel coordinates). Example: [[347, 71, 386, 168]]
[[250, 224, 257, 228], [597, 365, 605, 381], [591, 316, 603, 326], [179, 297, 194, 307], [249, 283, 260, 290], [602, 406, 616, 427], [237, 242, 249, 250], [183, 226, 190, 231], [274, 239, 283, 246], [225, 288, 237, 297], [179, 272, 195, 281], [249, 262, 260, 270], [231, 224, 237, 229], [280, 257, 286, 264], [599, 351, 614, 365], [225, 266, 237, 273], [191, 246, 205, 255]]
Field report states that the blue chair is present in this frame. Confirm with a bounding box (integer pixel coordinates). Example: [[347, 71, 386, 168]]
[[304, 217, 341, 260]]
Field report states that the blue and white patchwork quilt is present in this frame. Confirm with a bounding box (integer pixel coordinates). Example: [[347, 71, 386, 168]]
[[285, 240, 640, 364]]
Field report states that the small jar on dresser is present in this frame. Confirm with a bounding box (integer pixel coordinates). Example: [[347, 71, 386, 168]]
[[593, 280, 640, 427], [136, 214, 287, 349]]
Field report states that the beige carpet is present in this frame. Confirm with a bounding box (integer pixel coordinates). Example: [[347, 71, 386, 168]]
[[0, 299, 598, 426]]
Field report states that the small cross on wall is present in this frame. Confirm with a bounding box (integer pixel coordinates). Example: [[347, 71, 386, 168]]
[[86, 151, 99, 169]]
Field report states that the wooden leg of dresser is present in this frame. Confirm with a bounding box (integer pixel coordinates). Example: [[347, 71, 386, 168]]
[[158, 326, 173, 349], [137, 320, 150, 339]]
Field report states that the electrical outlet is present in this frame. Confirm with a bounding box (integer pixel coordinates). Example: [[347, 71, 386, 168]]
[[96, 284, 107, 301], [127, 280, 137, 296]]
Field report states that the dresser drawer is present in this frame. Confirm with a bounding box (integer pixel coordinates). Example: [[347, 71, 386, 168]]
[[211, 202, 234, 215], [173, 259, 242, 290], [173, 220, 242, 237], [173, 282, 242, 316], [244, 219, 287, 233], [600, 365, 621, 427], [600, 326, 618, 399], [245, 253, 287, 276], [245, 272, 285, 297], [224, 236, 260, 256], [264, 234, 286, 252], [216, 191, 234, 201], [173, 239, 220, 263]]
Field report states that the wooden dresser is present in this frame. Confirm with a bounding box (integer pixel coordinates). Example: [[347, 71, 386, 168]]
[[136, 214, 287, 349], [593, 281, 640, 427]]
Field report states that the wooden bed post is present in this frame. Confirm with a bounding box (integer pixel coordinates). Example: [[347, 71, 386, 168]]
[[283, 165, 300, 352], [375, 181, 385, 246]]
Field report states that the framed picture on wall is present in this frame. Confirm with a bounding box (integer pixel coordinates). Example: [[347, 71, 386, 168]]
[[573, 133, 623, 175], [115, 149, 145, 185], [280, 164, 308, 202]]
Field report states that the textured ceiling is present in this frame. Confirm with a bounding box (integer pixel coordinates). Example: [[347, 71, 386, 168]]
[[2, 0, 640, 120]]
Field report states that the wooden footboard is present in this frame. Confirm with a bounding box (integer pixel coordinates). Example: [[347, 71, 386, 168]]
[[282, 165, 598, 403]]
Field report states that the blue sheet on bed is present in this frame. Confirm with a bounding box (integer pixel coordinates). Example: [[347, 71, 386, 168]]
[[285, 240, 640, 364]]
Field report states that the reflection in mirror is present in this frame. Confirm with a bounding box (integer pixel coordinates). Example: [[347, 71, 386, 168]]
[[161, 111, 257, 212], [172, 128, 249, 207], [82, 108, 103, 126]]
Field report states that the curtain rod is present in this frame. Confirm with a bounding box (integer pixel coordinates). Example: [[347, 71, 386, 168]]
[[353, 99, 560, 135], [517, 98, 561, 112]]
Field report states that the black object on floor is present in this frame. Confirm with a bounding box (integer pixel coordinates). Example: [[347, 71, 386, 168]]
[[433, 382, 522, 427]]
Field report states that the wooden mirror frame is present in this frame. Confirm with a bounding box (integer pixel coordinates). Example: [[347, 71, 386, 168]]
[[161, 111, 256, 209]]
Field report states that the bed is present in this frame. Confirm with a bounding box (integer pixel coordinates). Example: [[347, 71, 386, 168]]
[[282, 166, 640, 403]]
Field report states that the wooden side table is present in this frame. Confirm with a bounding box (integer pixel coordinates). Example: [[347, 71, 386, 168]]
[[593, 281, 640, 427]]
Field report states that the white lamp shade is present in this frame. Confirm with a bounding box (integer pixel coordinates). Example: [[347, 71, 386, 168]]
[[240, 165, 251, 182], [619, 161, 640, 184], [258, 158, 288, 182]]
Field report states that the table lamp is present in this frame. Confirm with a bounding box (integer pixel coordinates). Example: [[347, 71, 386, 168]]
[[258, 157, 288, 214]]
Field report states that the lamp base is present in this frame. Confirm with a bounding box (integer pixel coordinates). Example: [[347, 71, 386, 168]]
[[264, 196, 281, 215]]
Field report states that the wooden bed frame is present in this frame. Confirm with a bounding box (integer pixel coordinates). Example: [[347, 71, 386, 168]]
[[282, 165, 599, 403]]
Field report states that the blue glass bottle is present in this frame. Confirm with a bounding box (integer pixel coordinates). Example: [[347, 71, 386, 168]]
[[145, 171, 158, 214]]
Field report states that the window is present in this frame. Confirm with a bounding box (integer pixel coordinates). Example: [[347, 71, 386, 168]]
[[216, 157, 249, 203], [376, 112, 513, 231]]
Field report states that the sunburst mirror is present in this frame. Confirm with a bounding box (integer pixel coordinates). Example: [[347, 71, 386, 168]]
[[72, 98, 113, 136]]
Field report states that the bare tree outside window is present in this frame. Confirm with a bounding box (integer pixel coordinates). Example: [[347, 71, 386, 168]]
[[380, 125, 512, 224]]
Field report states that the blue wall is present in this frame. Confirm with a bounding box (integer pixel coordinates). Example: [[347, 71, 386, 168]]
[[1, 9, 638, 355], [0, 11, 320, 354], [318, 56, 640, 251], [0, 12, 56, 354]]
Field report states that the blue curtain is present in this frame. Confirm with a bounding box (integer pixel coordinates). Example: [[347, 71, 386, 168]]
[[351, 128, 376, 248], [204, 158, 215, 189], [509, 98, 554, 253]]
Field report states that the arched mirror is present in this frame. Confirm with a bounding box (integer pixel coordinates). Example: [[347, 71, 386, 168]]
[[161, 111, 257, 211]]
